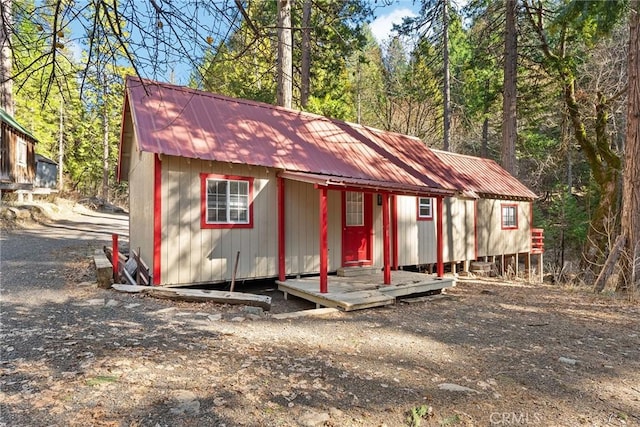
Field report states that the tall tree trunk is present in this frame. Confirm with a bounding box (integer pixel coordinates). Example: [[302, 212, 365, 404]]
[[0, 0, 13, 115], [501, 0, 517, 175], [481, 79, 490, 158], [102, 76, 109, 201], [356, 59, 361, 124], [58, 96, 64, 190], [277, 0, 293, 109], [618, 1, 640, 292], [300, 0, 311, 108], [442, 0, 451, 151]]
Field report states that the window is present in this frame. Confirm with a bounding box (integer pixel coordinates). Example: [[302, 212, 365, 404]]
[[345, 192, 364, 226], [200, 174, 253, 229], [417, 197, 433, 220], [16, 137, 27, 167], [501, 204, 518, 229]]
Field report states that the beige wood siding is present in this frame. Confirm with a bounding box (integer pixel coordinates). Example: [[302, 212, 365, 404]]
[[477, 199, 531, 256], [396, 195, 421, 265], [160, 158, 277, 285], [442, 198, 476, 262], [126, 137, 155, 270], [284, 180, 341, 274], [397, 196, 476, 266]]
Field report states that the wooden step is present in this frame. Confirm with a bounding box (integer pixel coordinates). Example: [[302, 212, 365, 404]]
[[337, 266, 379, 277]]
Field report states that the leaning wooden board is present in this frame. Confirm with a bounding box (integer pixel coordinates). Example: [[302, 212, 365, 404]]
[[112, 284, 271, 310]]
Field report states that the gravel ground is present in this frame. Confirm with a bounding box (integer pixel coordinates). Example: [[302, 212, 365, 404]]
[[1, 203, 639, 427]]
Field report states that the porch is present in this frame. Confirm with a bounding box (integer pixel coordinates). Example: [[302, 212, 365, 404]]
[[276, 270, 455, 311]]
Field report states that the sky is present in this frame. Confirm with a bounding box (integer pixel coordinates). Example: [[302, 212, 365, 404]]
[[369, 2, 419, 45], [65, 1, 422, 85]]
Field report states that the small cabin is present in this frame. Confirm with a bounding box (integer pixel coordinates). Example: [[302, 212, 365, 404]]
[[0, 108, 37, 195], [118, 78, 541, 290]]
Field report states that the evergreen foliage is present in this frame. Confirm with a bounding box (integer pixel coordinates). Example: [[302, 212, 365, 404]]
[[4, 0, 635, 280]]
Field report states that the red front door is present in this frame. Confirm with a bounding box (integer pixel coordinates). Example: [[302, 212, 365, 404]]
[[342, 192, 373, 266]]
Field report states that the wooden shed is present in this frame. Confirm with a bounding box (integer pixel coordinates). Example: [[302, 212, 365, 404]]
[[118, 77, 541, 294], [35, 154, 58, 189], [0, 108, 37, 194]]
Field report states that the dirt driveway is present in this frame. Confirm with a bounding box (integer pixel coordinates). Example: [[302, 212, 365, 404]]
[[1, 205, 639, 426]]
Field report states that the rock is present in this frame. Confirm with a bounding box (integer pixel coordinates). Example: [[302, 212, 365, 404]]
[[124, 303, 141, 309], [73, 298, 105, 306], [169, 390, 200, 415], [559, 357, 578, 366], [230, 316, 245, 322], [329, 407, 344, 417], [438, 383, 480, 393], [105, 299, 119, 307], [207, 314, 222, 321], [298, 410, 331, 427], [244, 306, 263, 315]]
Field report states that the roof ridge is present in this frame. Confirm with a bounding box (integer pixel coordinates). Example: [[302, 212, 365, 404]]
[[127, 76, 336, 122], [432, 148, 494, 161], [126, 77, 431, 143]]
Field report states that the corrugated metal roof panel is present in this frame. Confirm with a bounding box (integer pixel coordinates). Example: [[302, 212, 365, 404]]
[[432, 150, 538, 200], [125, 77, 450, 194], [123, 77, 536, 201]]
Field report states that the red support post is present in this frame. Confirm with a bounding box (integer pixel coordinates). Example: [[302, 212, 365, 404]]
[[391, 195, 398, 270], [112, 234, 119, 282], [153, 154, 162, 285], [319, 187, 328, 293], [277, 176, 286, 281], [382, 193, 391, 285], [436, 196, 444, 277]]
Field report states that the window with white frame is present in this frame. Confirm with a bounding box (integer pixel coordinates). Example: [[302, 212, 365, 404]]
[[417, 197, 433, 220], [16, 137, 27, 167], [203, 176, 251, 226], [345, 192, 364, 226], [501, 204, 518, 229]]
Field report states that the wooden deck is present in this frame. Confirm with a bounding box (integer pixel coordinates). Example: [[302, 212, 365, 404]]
[[277, 271, 455, 311]]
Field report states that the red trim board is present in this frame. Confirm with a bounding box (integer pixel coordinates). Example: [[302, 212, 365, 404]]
[[319, 187, 328, 293], [153, 154, 162, 285]]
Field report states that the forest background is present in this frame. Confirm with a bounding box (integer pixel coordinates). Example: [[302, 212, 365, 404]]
[[1, 0, 638, 292]]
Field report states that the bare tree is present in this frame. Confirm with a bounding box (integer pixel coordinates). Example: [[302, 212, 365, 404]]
[[4, 1, 247, 102]]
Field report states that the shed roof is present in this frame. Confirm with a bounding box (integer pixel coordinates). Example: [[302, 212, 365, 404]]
[[35, 154, 58, 165], [432, 150, 537, 201], [0, 108, 38, 142]]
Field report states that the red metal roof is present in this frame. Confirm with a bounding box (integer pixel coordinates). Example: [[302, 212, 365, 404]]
[[431, 150, 538, 200], [123, 77, 451, 195], [120, 77, 536, 200]]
